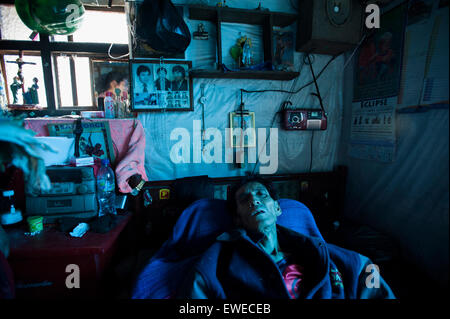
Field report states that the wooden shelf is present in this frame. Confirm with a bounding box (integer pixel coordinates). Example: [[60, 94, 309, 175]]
[[188, 5, 298, 81], [188, 5, 297, 27], [190, 69, 299, 81]]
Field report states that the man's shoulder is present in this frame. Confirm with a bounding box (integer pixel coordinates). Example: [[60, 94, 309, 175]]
[[275, 225, 365, 270]]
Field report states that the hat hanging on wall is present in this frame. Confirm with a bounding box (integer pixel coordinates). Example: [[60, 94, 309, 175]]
[[15, 0, 85, 36], [135, 0, 191, 55]]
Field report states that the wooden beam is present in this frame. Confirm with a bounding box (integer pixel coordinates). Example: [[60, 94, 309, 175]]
[[0, 40, 129, 56], [39, 35, 57, 112]]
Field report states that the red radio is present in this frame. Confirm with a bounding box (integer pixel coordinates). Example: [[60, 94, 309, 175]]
[[282, 109, 327, 130]]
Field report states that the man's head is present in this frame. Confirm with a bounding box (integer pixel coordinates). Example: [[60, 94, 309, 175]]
[[103, 71, 127, 92], [228, 176, 281, 233], [172, 65, 185, 81], [157, 67, 168, 77], [137, 65, 151, 83]]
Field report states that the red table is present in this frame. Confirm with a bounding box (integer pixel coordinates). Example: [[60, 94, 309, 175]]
[[6, 213, 132, 299]]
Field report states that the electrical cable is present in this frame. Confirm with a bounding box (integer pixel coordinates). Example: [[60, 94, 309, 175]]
[[306, 53, 326, 113], [289, 0, 299, 11], [343, 32, 368, 69], [249, 53, 310, 175], [108, 43, 130, 59], [241, 53, 338, 95], [108, 0, 141, 60], [248, 52, 334, 175], [309, 130, 314, 173]]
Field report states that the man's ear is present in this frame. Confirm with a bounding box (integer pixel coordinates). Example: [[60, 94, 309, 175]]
[[275, 201, 282, 216]]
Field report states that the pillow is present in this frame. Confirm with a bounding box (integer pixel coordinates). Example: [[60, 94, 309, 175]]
[[168, 198, 323, 255], [277, 199, 324, 241]]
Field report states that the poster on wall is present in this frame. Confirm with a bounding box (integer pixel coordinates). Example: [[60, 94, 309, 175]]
[[349, 97, 397, 162], [419, 11, 449, 105], [353, 3, 407, 102], [397, 1, 448, 109]]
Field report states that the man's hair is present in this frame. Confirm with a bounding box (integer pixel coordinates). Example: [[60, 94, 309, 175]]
[[172, 65, 186, 77], [137, 65, 151, 76], [101, 71, 126, 92], [227, 175, 278, 215], [157, 67, 167, 75]]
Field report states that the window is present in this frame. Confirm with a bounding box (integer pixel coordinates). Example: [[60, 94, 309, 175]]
[[0, 3, 129, 114], [51, 10, 128, 44], [0, 5, 40, 41], [54, 55, 93, 107]]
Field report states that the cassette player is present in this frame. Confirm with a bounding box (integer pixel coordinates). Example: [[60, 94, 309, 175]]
[[282, 109, 327, 130], [26, 166, 98, 222]]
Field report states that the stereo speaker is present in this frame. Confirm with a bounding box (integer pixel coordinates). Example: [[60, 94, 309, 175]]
[[296, 0, 364, 56]]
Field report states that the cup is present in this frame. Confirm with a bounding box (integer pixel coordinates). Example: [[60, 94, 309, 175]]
[[27, 216, 43, 233]]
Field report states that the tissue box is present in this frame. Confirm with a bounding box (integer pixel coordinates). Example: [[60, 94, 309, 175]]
[[34, 137, 75, 166], [80, 111, 105, 118]]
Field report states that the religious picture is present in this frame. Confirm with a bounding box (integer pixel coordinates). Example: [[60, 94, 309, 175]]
[[273, 29, 294, 71], [230, 112, 256, 148]]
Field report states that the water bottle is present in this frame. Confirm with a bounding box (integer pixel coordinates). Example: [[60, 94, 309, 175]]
[[96, 159, 117, 217], [104, 91, 115, 118]]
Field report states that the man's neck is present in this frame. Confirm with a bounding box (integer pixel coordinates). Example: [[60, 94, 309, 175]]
[[256, 226, 284, 263]]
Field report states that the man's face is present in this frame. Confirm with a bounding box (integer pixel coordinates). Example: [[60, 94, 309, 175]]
[[139, 71, 151, 84], [158, 71, 167, 79], [173, 71, 182, 81], [234, 182, 281, 233], [118, 79, 128, 92]]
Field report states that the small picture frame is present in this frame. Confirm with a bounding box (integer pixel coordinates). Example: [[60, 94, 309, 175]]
[[91, 59, 129, 107], [47, 121, 115, 163], [229, 111, 256, 148], [130, 59, 193, 112]]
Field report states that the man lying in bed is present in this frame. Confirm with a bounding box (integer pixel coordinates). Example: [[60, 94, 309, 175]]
[[178, 175, 395, 299]]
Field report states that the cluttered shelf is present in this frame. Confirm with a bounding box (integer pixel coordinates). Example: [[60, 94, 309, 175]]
[[188, 4, 297, 27], [23, 117, 148, 194], [188, 4, 298, 80]]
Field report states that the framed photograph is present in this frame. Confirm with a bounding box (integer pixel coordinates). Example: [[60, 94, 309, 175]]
[[130, 59, 193, 112], [47, 121, 115, 163], [229, 112, 256, 148], [273, 29, 294, 71], [91, 59, 129, 107]]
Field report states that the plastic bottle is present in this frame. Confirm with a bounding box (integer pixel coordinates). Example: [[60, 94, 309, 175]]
[[0, 70, 7, 110], [96, 159, 117, 217], [104, 91, 115, 118], [0, 190, 23, 226]]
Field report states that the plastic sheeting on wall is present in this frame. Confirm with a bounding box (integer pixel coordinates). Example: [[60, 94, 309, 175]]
[[138, 0, 345, 181], [342, 108, 449, 286], [339, 5, 449, 287]]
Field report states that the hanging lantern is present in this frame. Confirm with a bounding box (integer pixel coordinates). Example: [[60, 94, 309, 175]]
[[15, 0, 85, 35]]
